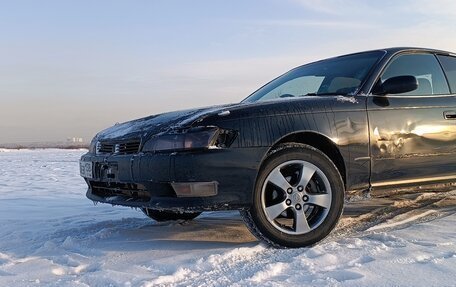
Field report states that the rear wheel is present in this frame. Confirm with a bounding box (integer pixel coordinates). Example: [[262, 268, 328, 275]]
[[141, 208, 201, 222], [241, 143, 344, 248]]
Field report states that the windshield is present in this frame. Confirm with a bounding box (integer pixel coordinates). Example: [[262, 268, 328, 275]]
[[243, 51, 385, 103]]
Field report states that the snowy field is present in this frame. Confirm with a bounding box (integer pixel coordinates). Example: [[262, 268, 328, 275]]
[[0, 149, 455, 287]]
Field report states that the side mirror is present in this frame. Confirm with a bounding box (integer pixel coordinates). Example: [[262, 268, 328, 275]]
[[373, 75, 418, 95]]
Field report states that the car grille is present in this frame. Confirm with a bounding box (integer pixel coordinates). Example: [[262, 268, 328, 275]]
[[96, 140, 141, 155]]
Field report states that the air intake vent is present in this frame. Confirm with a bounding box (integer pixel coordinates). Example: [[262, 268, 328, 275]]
[[117, 141, 141, 154], [97, 142, 115, 154], [96, 140, 141, 155]]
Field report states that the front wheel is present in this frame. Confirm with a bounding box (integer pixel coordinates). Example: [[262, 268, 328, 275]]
[[241, 143, 344, 248], [141, 208, 202, 222]]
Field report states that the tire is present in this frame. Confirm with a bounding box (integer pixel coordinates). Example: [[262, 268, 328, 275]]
[[141, 208, 202, 222], [241, 143, 344, 248]]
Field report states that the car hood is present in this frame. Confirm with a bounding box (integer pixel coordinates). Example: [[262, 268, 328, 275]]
[[96, 95, 359, 141], [97, 103, 240, 140]]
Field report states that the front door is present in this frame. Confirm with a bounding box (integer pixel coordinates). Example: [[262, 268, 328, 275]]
[[367, 52, 456, 188]]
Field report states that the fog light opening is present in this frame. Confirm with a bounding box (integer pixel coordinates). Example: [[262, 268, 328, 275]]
[[171, 181, 218, 197]]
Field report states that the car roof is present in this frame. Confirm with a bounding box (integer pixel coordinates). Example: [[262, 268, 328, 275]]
[[349, 47, 455, 57], [303, 47, 455, 68]]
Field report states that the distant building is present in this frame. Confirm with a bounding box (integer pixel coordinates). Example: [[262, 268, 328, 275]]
[[67, 137, 84, 143]]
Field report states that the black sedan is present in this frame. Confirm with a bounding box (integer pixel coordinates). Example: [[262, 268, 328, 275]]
[[80, 47, 456, 248]]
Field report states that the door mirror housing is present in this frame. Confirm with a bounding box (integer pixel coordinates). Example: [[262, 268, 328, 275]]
[[373, 75, 418, 95]]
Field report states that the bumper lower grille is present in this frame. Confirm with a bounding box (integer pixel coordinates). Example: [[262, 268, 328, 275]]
[[96, 140, 141, 155], [90, 181, 150, 202]]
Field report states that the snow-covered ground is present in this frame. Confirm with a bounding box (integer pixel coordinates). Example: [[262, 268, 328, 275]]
[[0, 149, 455, 287]]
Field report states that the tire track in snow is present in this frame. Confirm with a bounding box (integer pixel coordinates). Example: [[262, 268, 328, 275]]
[[330, 190, 456, 240], [140, 190, 456, 287]]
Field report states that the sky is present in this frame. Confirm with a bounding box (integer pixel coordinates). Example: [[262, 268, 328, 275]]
[[1, 0, 456, 144]]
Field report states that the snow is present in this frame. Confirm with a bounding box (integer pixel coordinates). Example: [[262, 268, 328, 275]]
[[335, 96, 358, 104], [0, 149, 455, 286]]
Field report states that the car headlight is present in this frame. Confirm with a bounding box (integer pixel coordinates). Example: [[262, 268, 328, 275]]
[[142, 126, 236, 152]]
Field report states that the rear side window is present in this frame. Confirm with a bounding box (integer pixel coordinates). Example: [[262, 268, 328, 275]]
[[437, 55, 456, 93], [381, 53, 450, 96]]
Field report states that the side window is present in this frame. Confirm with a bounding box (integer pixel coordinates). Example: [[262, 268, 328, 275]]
[[437, 55, 456, 93], [260, 76, 324, 101], [380, 53, 449, 96]]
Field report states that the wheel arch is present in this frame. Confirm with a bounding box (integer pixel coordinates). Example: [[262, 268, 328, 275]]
[[266, 131, 347, 187]]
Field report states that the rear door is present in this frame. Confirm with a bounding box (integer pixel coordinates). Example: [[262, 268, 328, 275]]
[[367, 52, 456, 188]]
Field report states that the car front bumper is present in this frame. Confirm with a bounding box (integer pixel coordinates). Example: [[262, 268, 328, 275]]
[[80, 147, 268, 211]]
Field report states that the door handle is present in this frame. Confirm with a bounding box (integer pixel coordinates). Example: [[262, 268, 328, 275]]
[[444, 111, 456, 120]]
